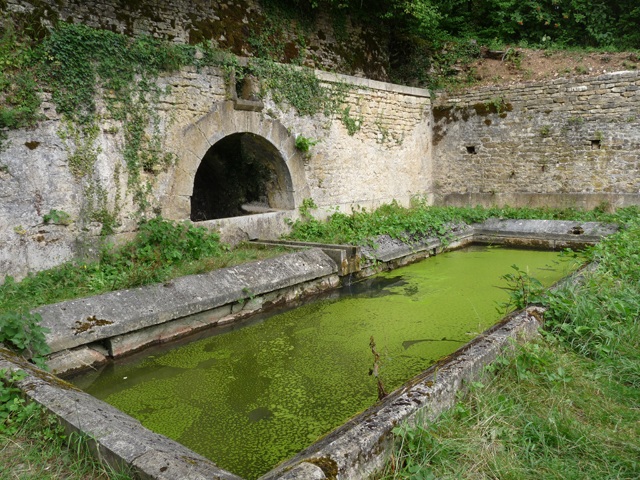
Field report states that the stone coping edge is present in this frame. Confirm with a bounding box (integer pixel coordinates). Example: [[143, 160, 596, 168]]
[[261, 306, 545, 480], [0, 348, 243, 480], [233, 57, 431, 98], [37, 248, 338, 354]]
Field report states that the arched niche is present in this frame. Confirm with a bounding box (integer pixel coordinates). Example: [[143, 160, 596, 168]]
[[164, 102, 310, 221], [190, 132, 294, 221]]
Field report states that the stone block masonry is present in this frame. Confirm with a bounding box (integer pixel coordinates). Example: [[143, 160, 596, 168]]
[[0, 60, 431, 281], [293, 72, 432, 213], [432, 70, 640, 209]]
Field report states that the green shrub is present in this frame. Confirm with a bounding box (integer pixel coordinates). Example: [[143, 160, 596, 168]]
[[294, 135, 318, 153], [0, 311, 50, 367]]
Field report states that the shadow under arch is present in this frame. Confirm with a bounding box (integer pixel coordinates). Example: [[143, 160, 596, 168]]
[[165, 103, 310, 224], [191, 132, 294, 221]]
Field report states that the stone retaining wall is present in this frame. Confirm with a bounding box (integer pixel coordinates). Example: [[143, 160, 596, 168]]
[[0, 63, 431, 281], [432, 70, 640, 209], [2, 0, 389, 79]]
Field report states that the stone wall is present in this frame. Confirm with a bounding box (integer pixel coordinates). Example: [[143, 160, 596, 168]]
[[432, 71, 640, 209], [0, 65, 431, 281], [2, 0, 389, 79], [287, 71, 432, 211]]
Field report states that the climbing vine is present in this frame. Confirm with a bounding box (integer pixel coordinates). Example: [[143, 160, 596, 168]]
[[38, 24, 195, 223], [1, 18, 363, 234]]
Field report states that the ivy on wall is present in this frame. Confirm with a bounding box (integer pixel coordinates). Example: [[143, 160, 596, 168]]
[[0, 17, 363, 233]]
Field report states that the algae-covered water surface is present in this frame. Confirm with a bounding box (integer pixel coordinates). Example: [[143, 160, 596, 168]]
[[72, 246, 577, 478]]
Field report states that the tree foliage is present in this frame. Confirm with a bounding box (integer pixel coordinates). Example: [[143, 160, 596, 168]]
[[290, 0, 640, 49]]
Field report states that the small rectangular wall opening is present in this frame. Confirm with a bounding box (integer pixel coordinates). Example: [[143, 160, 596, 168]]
[[466, 145, 477, 154], [591, 139, 601, 150]]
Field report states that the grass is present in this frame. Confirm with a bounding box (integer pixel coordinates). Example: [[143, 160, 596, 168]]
[[285, 199, 624, 246], [384, 343, 639, 479], [0, 417, 134, 480], [379, 209, 640, 480], [2, 205, 638, 479], [0, 369, 133, 480], [0, 217, 286, 315]]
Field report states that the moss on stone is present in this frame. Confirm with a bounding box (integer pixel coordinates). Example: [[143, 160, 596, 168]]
[[308, 457, 339, 479]]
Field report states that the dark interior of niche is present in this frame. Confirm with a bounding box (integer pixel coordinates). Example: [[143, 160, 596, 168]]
[[466, 145, 477, 154], [591, 139, 601, 150]]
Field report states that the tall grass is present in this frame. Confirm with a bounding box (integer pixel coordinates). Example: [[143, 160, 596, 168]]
[[380, 209, 640, 479], [285, 200, 623, 245]]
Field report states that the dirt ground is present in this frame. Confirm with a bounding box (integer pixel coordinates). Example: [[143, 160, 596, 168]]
[[467, 48, 640, 87]]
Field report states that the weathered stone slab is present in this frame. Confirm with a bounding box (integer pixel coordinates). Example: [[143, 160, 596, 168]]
[[0, 348, 242, 480], [473, 218, 618, 246], [37, 249, 337, 354], [46, 346, 108, 376], [252, 239, 361, 276], [106, 304, 233, 358], [360, 225, 474, 264], [275, 462, 326, 480]]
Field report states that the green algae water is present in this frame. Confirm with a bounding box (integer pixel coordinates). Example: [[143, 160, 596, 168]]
[[71, 246, 578, 479]]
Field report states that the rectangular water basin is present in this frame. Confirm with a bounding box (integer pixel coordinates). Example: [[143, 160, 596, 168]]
[[68, 245, 579, 479]]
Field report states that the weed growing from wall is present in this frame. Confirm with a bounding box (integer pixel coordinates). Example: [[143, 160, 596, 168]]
[[341, 105, 363, 135], [83, 179, 121, 236], [539, 125, 552, 137], [295, 134, 318, 155], [57, 120, 101, 179], [42, 209, 71, 226]]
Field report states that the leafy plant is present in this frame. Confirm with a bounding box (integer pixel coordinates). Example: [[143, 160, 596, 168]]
[[295, 135, 318, 153], [341, 106, 362, 135], [0, 369, 41, 435], [0, 311, 50, 367], [485, 96, 507, 114], [503, 48, 522, 69], [498, 264, 545, 313], [43, 209, 72, 226]]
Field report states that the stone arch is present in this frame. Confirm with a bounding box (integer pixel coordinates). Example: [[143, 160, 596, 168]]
[[190, 132, 294, 221], [164, 101, 309, 220]]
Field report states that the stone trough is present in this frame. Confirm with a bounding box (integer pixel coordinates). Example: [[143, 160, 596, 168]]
[[0, 219, 617, 480]]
